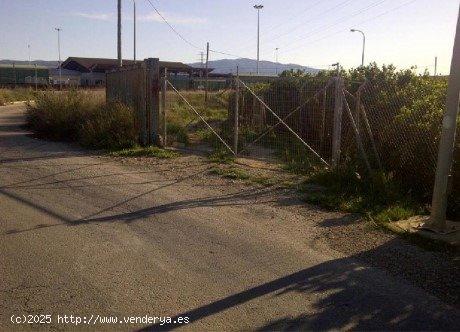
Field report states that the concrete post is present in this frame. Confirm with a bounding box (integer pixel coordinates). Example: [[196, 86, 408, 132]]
[[428, 5, 460, 232]]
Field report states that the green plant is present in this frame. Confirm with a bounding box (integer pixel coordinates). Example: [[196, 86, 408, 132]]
[[110, 146, 180, 158], [209, 167, 250, 180], [166, 123, 189, 145], [208, 149, 235, 164], [79, 102, 137, 150], [299, 167, 423, 223]]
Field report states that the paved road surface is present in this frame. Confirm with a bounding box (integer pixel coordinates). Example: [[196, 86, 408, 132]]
[[1, 104, 459, 331]]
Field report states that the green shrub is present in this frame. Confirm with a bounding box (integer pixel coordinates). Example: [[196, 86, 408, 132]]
[[80, 102, 137, 149], [166, 123, 189, 145], [27, 90, 99, 141], [300, 167, 422, 222]]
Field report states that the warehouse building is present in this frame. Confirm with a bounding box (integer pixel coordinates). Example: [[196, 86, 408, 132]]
[[0, 64, 49, 85], [60, 57, 208, 87]]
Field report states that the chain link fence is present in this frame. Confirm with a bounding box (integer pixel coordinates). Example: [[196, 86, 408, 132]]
[[160, 73, 458, 220]]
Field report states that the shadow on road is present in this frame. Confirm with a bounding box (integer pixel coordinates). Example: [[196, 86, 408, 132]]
[[138, 246, 460, 331]]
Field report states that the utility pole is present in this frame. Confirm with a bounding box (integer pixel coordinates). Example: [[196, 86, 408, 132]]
[[54, 27, 62, 89], [427, 5, 460, 233], [434, 56, 438, 76], [27, 44, 31, 65], [133, 0, 136, 62], [254, 4, 263, 75], [34, 63, 38, 90], [118, 0, 122, 67], [332, 62, 340, 76], [200, 52, 204, 68], [205, 42, 209, 103]]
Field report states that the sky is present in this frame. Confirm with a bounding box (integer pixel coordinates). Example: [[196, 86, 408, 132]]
[[0, 0, 459, 74]]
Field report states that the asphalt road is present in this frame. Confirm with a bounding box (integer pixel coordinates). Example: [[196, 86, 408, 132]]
[[1, 104, 459, 331]]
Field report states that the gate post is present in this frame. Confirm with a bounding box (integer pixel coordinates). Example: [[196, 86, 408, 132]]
[[331, 76, 344, 168], [145, 58, 160, 145], [162, 68, 168, 146], [427, 5, 460, 232]]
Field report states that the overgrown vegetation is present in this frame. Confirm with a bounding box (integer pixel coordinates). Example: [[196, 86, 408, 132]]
[[0, 88, 36, 105], [26, 90, 137, 150], [299, 167, 423, 224], [234, 64, 458, 220], [209, 166, 250, 180], [165, 90, 229, 146], [110, 146, 180, 158]]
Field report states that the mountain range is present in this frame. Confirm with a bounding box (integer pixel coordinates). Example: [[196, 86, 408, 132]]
[[189, 58, 319, 75]]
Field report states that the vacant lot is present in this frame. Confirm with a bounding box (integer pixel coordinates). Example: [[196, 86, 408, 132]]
[[1, 104, 459, 331]]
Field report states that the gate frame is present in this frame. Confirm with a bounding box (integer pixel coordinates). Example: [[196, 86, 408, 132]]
[[106, 57, 161, 146]]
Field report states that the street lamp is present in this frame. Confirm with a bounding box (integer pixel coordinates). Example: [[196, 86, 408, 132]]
[[275, 47, 279, 74], [133, 0, 136, 62], [254, 4, 263, 75], [54, 27, 62, 89], [350, 28, 365, 67]]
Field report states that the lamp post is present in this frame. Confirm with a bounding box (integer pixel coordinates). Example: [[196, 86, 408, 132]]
[[275, 47, 279, 74], [54, 27, 62, 89], [118, 0, 122, 67], [133, 0, 136, 62], [350, 28, 365, 67], [254, 4, 263, 75]]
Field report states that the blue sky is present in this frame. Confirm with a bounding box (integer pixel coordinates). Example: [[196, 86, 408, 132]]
[[0, 0, 458, 73]]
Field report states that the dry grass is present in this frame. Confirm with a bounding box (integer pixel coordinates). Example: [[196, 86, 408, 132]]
[[0, 88, 36, 105], [26, 89, 137, 150]]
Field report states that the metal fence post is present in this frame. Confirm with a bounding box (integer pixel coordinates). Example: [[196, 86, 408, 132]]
[[331, 76, 344, 168], [427, 5, 460, 232], [145, 58, 160, 145], [234, 67, 240, 155], [162, 68, 168, 146]]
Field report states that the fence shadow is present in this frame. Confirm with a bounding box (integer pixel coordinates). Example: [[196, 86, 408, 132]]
[[139, 241, 460, 331]]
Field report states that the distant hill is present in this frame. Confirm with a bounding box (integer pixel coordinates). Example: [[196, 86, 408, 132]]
[[0, 60, 59, 68], [189, 58, 319, 75]]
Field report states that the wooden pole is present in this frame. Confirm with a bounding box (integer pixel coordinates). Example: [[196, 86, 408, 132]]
[[234, 66, 239, 155], [145, 58, 160, 145], [320, 87, 326, 152], [162, 68, 168, 146]]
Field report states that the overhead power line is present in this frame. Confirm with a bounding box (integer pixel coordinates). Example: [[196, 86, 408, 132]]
[[276, 0, 388, 51], [264, 0, 355, 44], [281, 0, 418, 56], [234, 0, 355, 53], [144, 0, 203, 50], [260, 0, 324, 35]]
